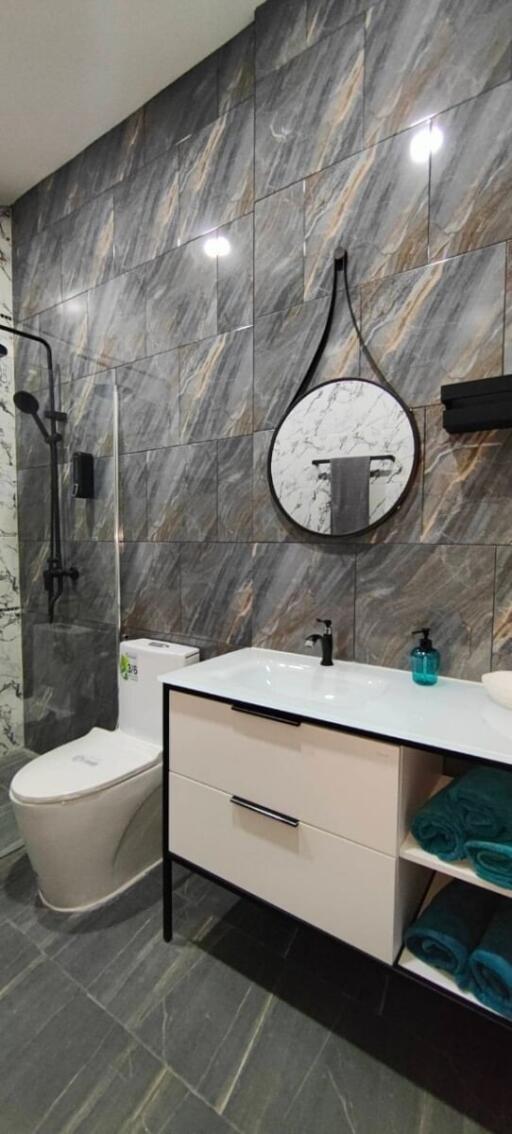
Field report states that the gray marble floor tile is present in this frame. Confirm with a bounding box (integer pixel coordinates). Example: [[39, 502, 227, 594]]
[[13, 225, 62, 321], [0, 975, 155, 1134], [62, 456, 116, 542], [119, 451, 148, 542], [180, 543, 253, 646], [422, 407, 512, 545], [114, 146, 180, 273], [355, 544, 495, 678], [430, 82, 512, 261], [60, 192, 114, 302], [253, 429, 292, 542], [267, 1016, 487, 1134], [178, 100, 254, 244], [217, 213, 254, 334], [218, 25, 254, 114], [304, 127, 428, 299], [134, 925, 283, 1099], [46, 867, 162, 984], [364, 0, 512, 145], [147, 442, 217, 542], [144, 54, 219, 163], [145, 240, 217, 355], [218, 435, 253, 542], [66, 369, 115, 458], [288, 922, 387, 1010], [492, 547, 512, 669], [360, 244, 505, 407], [180, 327, 253, 443], [116, 350, 180, 453], [87, 266, 146, 370], [255, 181, 304, 317], [306, 0, 368, 46], [0, 952, 76, 1066], [255, 21, 364, 198], [253, 542, 355, 655], [37, 293, 90, 381], [0, 918, 40, 990], [255, 0, 307, 79], [37, 110, 144, 229], [121, 542, 181, 635], [506, 242, 512, 373], [223, 963, 340, 1132], [35, 1026, 187, 1134]]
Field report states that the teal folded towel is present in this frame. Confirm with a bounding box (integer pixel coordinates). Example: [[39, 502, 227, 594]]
[[465, 839, 512, 889], [410, 782, 466, 862], [404, 880, 497, 983], [468, 900, 512, 1018], [450, 767, 512, 841]]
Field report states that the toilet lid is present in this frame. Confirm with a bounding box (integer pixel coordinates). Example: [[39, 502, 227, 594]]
[[10, 728, 161, 803]]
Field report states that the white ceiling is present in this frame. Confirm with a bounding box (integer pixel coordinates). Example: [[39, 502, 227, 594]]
[[0, 0, 258, 204]]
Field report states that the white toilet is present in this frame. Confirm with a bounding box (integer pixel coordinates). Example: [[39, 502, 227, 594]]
[[10, 638, 198, 912]]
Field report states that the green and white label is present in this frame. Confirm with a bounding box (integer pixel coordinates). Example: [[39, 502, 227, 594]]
[[120, 652, 138, 682]]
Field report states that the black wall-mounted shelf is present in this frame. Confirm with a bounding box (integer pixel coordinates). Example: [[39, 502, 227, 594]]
[[441, 375, 512, 434]]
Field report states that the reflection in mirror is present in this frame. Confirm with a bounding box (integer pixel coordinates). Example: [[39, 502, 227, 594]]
[[269, 379, 418, 537]]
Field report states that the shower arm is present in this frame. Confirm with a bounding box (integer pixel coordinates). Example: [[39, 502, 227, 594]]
[[0, 322, 78, 621]]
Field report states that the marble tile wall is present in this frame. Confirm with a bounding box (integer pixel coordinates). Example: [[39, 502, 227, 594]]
[[10, 0, 512, 748], [0, 208, 23, 754]]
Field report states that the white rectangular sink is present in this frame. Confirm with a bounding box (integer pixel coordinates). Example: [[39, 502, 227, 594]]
[[160, 647, 512, 766]]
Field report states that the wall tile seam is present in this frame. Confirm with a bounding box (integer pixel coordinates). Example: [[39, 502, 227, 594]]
[[255, 9, 365, 86], [251, 75, 512, 209]]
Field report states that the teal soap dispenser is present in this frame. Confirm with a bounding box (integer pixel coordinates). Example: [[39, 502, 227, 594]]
[[410, 628, 440, 686]]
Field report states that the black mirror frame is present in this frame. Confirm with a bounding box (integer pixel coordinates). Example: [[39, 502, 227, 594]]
[[266, 250, 421, 540]]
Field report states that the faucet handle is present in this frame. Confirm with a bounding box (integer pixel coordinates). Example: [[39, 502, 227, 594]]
[[316, 618, 332, 631]]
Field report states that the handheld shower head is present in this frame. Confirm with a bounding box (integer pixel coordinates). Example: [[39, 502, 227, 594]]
[[13, 389, 55, 444], [13, 389, 40, 415]]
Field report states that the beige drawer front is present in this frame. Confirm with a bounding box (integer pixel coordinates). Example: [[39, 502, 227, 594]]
[[170, 772, 398, 963], [169, 692, 400, 854]]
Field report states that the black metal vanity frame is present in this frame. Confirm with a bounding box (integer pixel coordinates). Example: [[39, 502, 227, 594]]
[[161, 682, 512, 1034]]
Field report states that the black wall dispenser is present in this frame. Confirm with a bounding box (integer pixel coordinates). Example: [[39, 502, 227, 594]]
[[441, 375, 512, 434], [72, 451, 94, 498]]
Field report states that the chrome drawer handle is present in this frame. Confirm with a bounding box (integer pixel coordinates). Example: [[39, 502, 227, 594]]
[[231, 704, 301, 727], [230, 795, 299, 828]]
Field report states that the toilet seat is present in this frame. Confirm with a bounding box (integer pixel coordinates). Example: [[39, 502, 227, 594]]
[[10, 727, 161, 804]]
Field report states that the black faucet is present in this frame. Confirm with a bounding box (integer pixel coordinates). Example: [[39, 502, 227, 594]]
[[305, 619, 333, 666]]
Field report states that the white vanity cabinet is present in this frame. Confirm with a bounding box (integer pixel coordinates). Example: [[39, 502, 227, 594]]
[[168, 691, 440, 964]]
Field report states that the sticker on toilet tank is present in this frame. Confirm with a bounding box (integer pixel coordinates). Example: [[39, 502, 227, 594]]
[[120, 651, 138, 681]]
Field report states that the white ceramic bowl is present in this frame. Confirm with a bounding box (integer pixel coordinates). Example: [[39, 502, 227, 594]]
[[482, 671, 512, 710]]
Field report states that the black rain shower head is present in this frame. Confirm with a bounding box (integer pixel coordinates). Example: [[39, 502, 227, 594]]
[[0, 344, 7, 357], [13, 389, 39, 415]]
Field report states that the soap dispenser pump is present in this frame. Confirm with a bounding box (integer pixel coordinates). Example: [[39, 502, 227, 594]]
[[410, 628, 440, 686]]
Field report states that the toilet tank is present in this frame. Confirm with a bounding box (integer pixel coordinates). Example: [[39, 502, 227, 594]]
[[119, 639, 199, 745]]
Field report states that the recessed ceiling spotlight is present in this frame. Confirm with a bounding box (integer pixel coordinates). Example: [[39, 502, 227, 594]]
[[409, 124, 443, 164], [204, 236, 231, 258]]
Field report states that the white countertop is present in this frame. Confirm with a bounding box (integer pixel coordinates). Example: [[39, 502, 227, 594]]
[[159, 648, 512, 766]]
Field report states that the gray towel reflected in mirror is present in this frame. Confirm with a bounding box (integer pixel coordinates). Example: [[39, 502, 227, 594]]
[[330, 456, 371, 535]]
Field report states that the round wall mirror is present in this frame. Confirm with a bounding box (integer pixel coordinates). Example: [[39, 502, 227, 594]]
[[268, 378, 419, 537]]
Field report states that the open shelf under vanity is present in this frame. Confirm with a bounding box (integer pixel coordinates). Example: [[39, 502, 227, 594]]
[[397, 873, 504, 1019], [400, 773, 512, 898]]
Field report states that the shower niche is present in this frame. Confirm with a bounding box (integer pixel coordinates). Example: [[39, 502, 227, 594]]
[[267, 250, 420, 538]]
